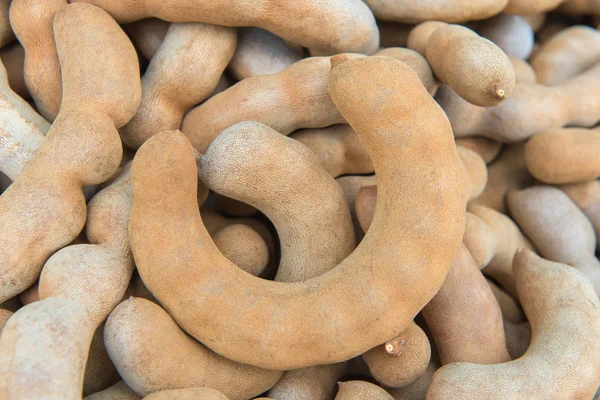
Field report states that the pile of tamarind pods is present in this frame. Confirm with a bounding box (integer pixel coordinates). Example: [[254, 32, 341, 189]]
[[1, 0, 600, 399]]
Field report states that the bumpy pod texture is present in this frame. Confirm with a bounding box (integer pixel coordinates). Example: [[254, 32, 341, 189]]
[[428, 250, 600, 399], [532, 26, 600, 85], [508, 185, 600, 295], [129, 56, 465, 369], [120, 22, 236, 149], [0, 60, 48, 181], [0, 2, 141, 304], [437, 64, 600, 142], [363, 0, 509, 23], [335, 381, 394, 400], [525, 128, 600, 184], [409, 22, 515, 107], [105, 297, 282, 400], [70, 0, 379, 55], [9, 0, 66, 121], [229, 27, 302, 80]]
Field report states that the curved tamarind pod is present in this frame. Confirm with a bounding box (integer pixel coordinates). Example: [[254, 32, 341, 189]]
[[200, 123, 355, 282], [362, 322, 431, 389], [0, 43, 29, 99], [504, 0, 564, 14], [0, 3, 140, 303], [267, 363, 345, 400], [121, 22, 236, 149], [388, 357, 439, 400], [422, 244, 510, 365], [363, 0, 508, 23], [229, 28, 302, 80], [129, 56, 465, 369], [455, 137, 503, 164], [508, 185, 600, 295], [510, 57, 537, 84], [471, 143, 533, 213], [105, 297, 282, 400], [142, 388, 229, 400], [560, 179, 600, 241], [9, 0, 66, 121], [478, 14, 534, 60], [428, 250, 600, 399], [335, 381, 394, 400], [0, 60, 48, 181], [408, 22, 515, 107], [487, 279, 525, 323], [85, 381, 141, 400], [123, 18, 169, 61], [70, 0, 379, 56], [463, 212, 496, 269], [469, 204, 535, 298], [532, 26, 600, 85], [437, 64, 600, 141], [525, 128, 600, 184]]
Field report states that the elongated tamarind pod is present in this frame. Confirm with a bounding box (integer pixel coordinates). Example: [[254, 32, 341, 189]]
[[508, 185, 600, 295], [229, 28, 302, 80], [471, 143, 533, 213], [0, 3, 141, 303], [532, 26, 600, 85], [85, 381, 141, 400], [422, 244, 510, 365], [363, 0, 509, 23], [525, 128, 600, 184], [437, 64, 600, 142], [335, 381, 394, 400], [124, 18, 169, 61], [105, 297, 282, 400], [120, 22, 236, 149], [362, 322, 431, 388], [129, 56, 465, 369], [408, 22, 515, 107], [469, 204, 535, 298], [9, 0, 66, 121], [560, 179, 600, 241], [70, 0, 379, 56], [428, 250, 600, 399]]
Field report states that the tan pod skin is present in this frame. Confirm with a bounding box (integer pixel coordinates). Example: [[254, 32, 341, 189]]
[[508, 185, 600, 295], [525, 128, 600, 184], [9, 0, 66, 121], [388, 357, 440, 400], [212, 224, 269, 277], [0, 60, 48, 181], [105, 297, 282, 400], [337, 174, 377, 242], [422, 244, 510, 365], [229, 27, 302, 80], [335, 381, 394, 400], [510, 57, 537, 84], [70, 0, 379, 56], [437, 64, 600, 142], [469, 204, 535, 299], [457, 146, 488, 202], [409, 22, 515, 107], [532, 26, 600, 85], [471, 142, 533, 213], [267, 363, 345, 400], [487, 279, 525, 323], [362, 322, 432, 389], [129, 56, 465, 369], [0, 43, 29, 99], [504, 0, 565, 14], [363, 0, 509, 23], [121, 22, 235, 149], [0, 3, 141, 303], [478, 14, 534, 60], [561, 179, 600, 241], [428, 250, 600, 400], [463, 212, 495, 269], [124, 18, 169, 61], [455, 137, 502, 164], [142, 388, 229, 400], [85, 381, 141, 400]]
